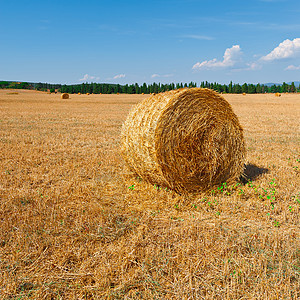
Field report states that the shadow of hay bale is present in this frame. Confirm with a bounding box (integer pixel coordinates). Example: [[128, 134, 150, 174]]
[[240, 163, 269, 184]]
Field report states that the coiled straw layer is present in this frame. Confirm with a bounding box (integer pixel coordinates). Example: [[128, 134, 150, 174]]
[[61, 93, 69, 99], [121, 88, 245, 193]]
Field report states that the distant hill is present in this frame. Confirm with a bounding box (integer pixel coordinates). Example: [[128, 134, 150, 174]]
[[263, 81, 300, 87]]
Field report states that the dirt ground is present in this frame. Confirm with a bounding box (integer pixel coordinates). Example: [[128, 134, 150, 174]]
[[0, 89, 299, 299]]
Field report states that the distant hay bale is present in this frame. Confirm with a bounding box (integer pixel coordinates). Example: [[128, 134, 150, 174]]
[[78, 93, 81, 95], [142, 93, 145, 95], [61, 93, 69, 99], [121, 88, 246, 193], [275, 93, 281, 97], [86, 93, 90, 95], [243, 92, 246, 95]]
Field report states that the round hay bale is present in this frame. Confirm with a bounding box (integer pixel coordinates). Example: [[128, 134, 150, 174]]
[[243, 92, 246, 95], [61, 93, 69, 99], [121, 88, 246, 193], [275, 93, 281, 97]]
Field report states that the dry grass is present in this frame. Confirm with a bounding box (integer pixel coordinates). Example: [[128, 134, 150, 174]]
[[0, 89, 299, 299]]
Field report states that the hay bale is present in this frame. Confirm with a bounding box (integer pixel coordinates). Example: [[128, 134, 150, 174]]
[[61, 93, 69, 99], [275, 93, 281, 97], [243, 92, 246, 95], [121, 88, 246, 193]]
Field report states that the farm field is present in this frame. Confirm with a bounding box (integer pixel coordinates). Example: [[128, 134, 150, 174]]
[[0, 89, 299, 299]]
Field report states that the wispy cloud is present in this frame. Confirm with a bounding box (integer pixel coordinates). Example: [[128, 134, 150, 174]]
[[231, 21, 259, 26], [151, 73, 173, 78], [192, 45, 242, 70], [261, 24, 300, 31], [151, 74, 159, 78], [285, 64, 300, 70], [246, 62, 262, 70], [182, 34, 214, 40], [79, 74, 100, 82], [228, 20, 300, 32], [261, 38, 300, 61], [113, 74, 126, 79]]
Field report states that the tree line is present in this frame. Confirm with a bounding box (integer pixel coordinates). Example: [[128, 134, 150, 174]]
[[1, 80, 299, 94], [59, 82, 197, 94], [199, 81, 298, 94]]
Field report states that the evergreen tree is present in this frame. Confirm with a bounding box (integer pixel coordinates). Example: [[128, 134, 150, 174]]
[[290, 82, 296, 93], [242, 83, 248, 94], [233, 84, 242, 93], [270, 85, 277, 93], [282, 82, 288, 93], [141, 83, 147, 94], [255, 84, 262, 93], [228, 81, 233, 93]]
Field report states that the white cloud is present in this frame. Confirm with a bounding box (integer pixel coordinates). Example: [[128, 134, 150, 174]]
[[192, 45, 242, 70], [151, 74, 159, 78], [285, 64, 300, 70], [113, 74, 126, 79], [79, 74, 100, 81], [151, 73, 173, 78], [246, 62, 262, 70], [261, 38, 300, 61]]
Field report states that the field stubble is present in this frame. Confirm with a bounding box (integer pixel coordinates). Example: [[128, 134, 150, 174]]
[[0, 90, 299, 299]]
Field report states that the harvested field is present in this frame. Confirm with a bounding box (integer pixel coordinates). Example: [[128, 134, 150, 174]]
[[0, 89, 299, 299]]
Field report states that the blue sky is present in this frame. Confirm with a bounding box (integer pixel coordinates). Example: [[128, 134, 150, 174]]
[[1, 0, 300, 85]]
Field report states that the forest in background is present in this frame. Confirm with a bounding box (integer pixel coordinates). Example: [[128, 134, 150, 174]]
[[0, 80, 299, 94]]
